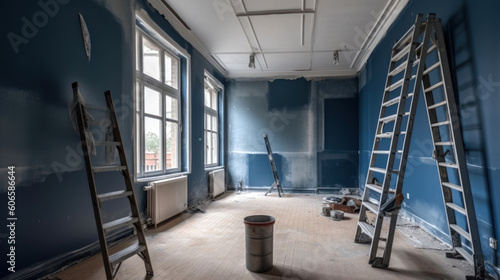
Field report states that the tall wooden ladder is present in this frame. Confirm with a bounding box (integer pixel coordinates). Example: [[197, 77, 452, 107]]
[[72, 82, 154, 279], [263, 134, 284, 197], [354, 14, 486, 279]]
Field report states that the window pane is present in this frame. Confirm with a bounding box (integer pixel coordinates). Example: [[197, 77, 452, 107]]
[[144, 87, 161, 116], [165, 53, 179, 89], [136, 32, 140, 72], [204, 88, 210, 107], [165, 121, 178, 169], [212, 132, 218, 164], [136, 112, 141, 174], [165, 95, 178, 120], [212, 115, 217, 132], [206, 131, 212, 164], [211, 90, 218, 110], [143, 37, 161, 81], [144, 117, 163, 172], [206, 114, 211, 131]]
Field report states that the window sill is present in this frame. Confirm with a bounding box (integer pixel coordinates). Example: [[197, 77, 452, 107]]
[[135, 171, 190, 183], [205, 165, 224, 172]]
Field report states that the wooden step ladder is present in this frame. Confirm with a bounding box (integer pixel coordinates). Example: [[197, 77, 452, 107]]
[[354, 14, 486, 279], [72, 82, 154, 279]]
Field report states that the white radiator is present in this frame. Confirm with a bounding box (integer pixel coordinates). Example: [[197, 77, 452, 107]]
[[209, 169, 225, 198], [144, 176, 187, 228]]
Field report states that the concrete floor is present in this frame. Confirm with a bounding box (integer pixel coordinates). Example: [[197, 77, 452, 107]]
[[52, 192, 473, 279]]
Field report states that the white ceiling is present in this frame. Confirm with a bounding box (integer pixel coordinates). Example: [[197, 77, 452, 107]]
[[148, 0, 409, 78]]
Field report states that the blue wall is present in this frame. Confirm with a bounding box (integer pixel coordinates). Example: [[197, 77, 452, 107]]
[[359, 0, 500, 272], [226, 77, 359, 192], [0, 0, 223, 278]]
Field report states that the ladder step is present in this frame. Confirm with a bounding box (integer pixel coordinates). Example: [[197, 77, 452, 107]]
[[358, 221, 375, 239], [382, 97, 400, 107], [392, 43, 412, 62], [424, 81, 444, 93], [376, 132, 393, 138], [103, 216, 139, 233], [435, 141, 453, 146], [393, 25, 415, 50], [95, 141, 121, 146], [93, 165, 126, 173], [98, 190, 133, 202], [423, 61, 441, 75], [428, 100, 448, 110], [439, 162, 458, 169], [442, 182, 462, 192], [385, 78, 404, 92], [388, 62, 408, 77], [369, 167, 387, 174], [427, 43, 438, 54], [455, 247, 474, 264], [362, 201, 379, 214], [431, 120, 450, 127], [450, 224, 471, 242], [109, 242, 146, 266], [379, 114, 398, 123], [446, 202, 467, 216], [373, 150, 390, 155], [366, 184, 396, 194]]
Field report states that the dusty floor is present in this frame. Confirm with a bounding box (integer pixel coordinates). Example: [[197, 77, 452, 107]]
[[52, 192, 473, 280]]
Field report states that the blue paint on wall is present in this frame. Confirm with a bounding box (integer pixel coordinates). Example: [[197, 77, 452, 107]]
[[359, 0, 500, 271], [227, 77, 359, 192], [0, 0, 224, 278]]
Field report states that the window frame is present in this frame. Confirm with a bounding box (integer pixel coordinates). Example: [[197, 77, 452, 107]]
[[134, 14, 191, 181], [204, 72, 223, 168]]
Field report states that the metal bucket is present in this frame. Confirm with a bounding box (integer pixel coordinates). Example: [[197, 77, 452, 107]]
[[244, 215, 275, 272]]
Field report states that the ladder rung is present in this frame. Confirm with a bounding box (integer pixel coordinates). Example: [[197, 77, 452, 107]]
[[439, 162, 458, 169], [427, 44, 438, 54], [98, 190, 133, 202], [109, 242, 146, 266], [85, 104, 108, 112], [379, 114, 398, 123], [93, 165, 127, 173], [369, 167, 386, 174], [376, 132, 393, 138], [424, 61, 441, 75], [388, 62, 407, 77], [392, 43, 412, 62], [450, 224, 471, 242], [103, 216, 139, 233], [362, 201, 379, 214], [366, 184, 396, 194], [394, 25, 415, 50], [455, 247, 474, 264], [95, 141, 121, 146], [424, 81, 444, 93], [446, 202, 467, 216], [428, 100, 447, 110], [382, 97, 400, 107], [407, 93, 414, 97], [435, 141, 453, 146], [431, 120, 450, 127], [373, 150, 390, 155], [386, 78, 404, 92], [358, 221, 375, 239], [442, 182, 462, 192]]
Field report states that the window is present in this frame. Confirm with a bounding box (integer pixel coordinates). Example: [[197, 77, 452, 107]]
[[204, 74, 222, 166], [135, 28, 181, 177]]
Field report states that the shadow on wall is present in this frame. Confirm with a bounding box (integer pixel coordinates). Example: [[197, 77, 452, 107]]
[[448, 4, 497, 270]]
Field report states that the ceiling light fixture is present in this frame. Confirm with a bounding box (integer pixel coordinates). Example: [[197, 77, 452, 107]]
[[333, 50, 340, 65], [248, 53, 256, 69]]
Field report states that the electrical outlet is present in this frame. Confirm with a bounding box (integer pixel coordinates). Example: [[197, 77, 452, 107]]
[[407, 193, 410, 199], [490, 238, 497, 250]]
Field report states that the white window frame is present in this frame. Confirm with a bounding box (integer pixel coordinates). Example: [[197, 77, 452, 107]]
[[204, 71, 223, 167], [134, 13, 191, 181]]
